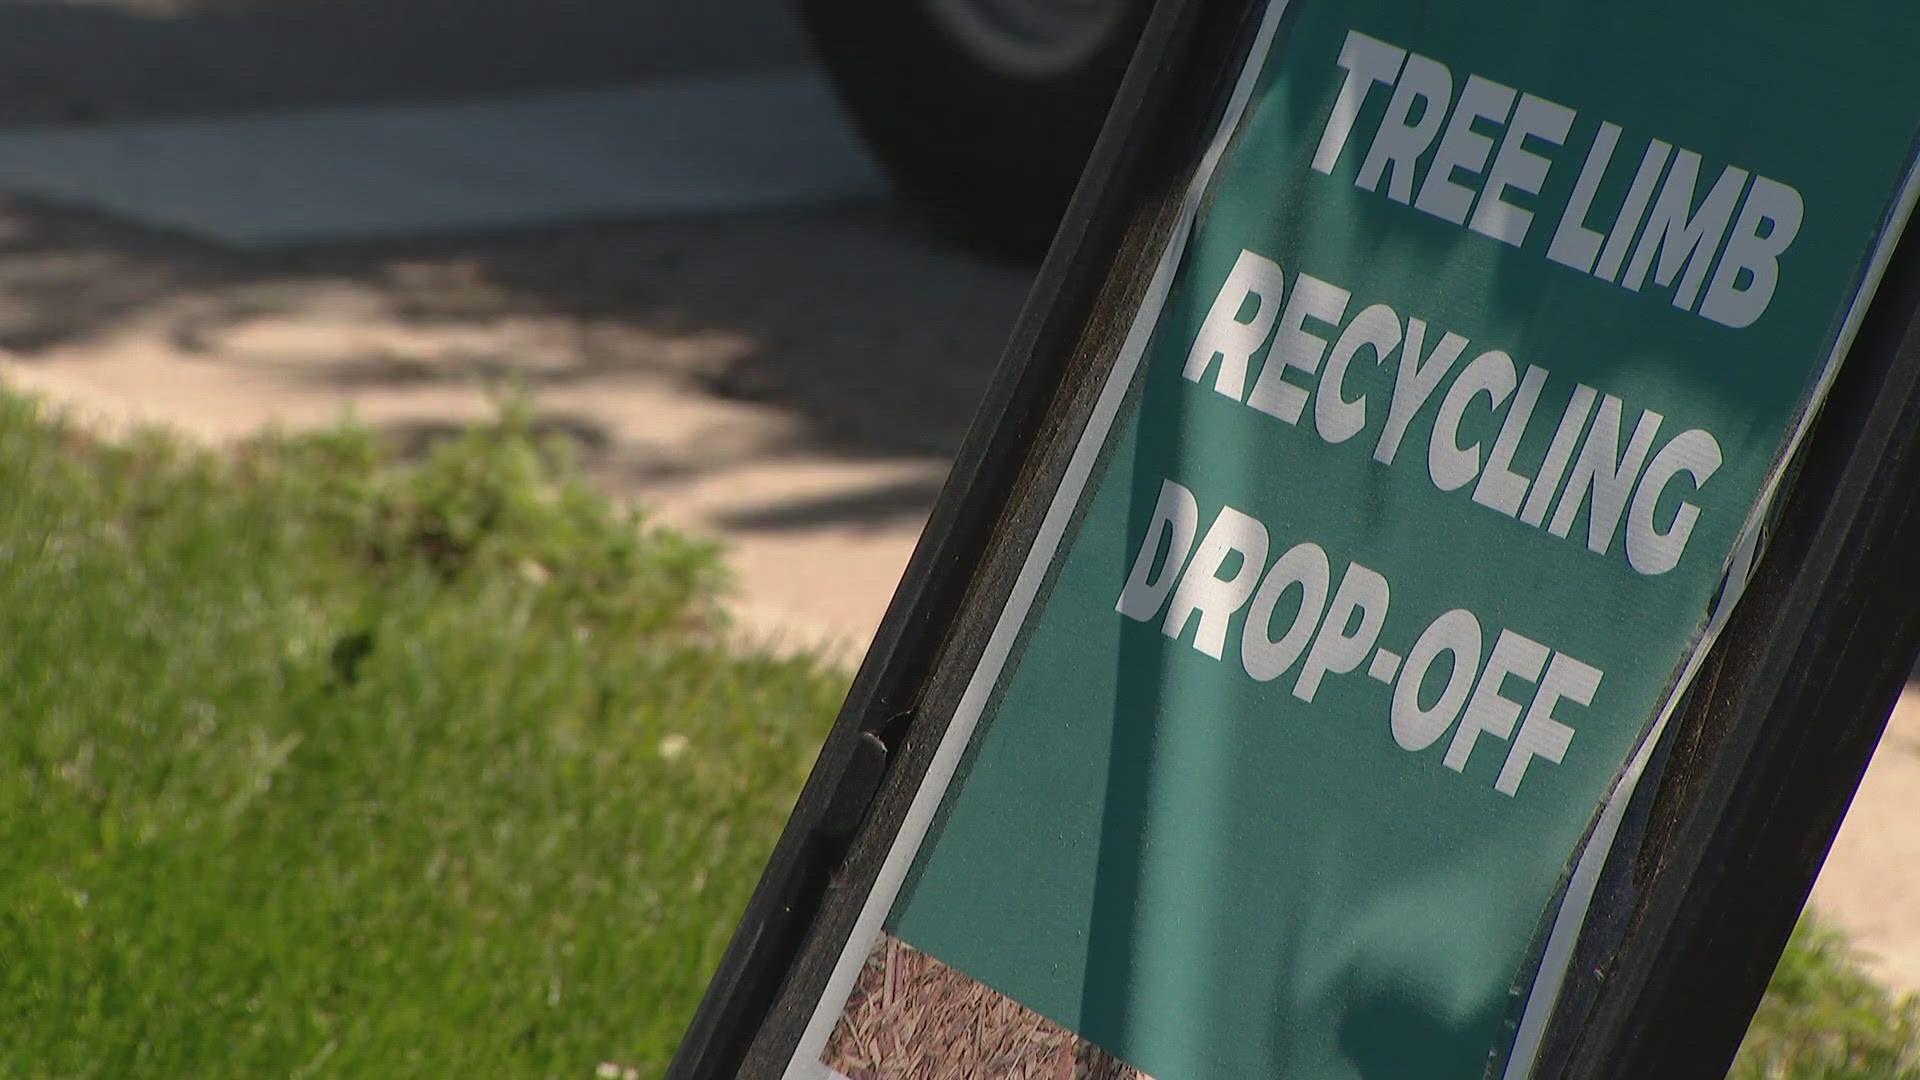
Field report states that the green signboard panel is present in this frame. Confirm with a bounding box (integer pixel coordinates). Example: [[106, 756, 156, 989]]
[[787, 2, 1920, 1077]]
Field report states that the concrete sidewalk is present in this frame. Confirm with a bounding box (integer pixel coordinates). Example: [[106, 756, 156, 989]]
[[0, 73, 887, 245]]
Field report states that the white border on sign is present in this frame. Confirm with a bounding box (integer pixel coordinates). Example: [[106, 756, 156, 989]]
[[780, 0, 1920, 1074]]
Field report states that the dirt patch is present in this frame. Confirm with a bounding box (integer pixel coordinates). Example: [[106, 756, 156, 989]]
[[823, 934, 1149, 1080]]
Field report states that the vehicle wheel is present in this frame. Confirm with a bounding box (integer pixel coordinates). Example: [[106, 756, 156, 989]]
[[800, 0, 1153, 259]]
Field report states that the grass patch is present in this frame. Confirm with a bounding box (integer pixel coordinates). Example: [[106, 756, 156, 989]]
[[0, 396, 844, 1078]]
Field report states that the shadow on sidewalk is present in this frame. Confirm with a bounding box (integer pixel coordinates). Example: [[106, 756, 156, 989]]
[[0, 193, 1032, 532]]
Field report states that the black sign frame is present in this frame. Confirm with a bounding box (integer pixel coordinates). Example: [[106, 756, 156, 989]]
[[667, 2, 1920, 1076]]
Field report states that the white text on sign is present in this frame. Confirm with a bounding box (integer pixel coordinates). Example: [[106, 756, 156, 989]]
[[1185, 249, 1724, 576], [1313, 30, 1803, 329], [1116, 479, 1604, 797]]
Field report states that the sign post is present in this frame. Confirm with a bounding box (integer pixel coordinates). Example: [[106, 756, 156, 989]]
[[671, 1, 1920, 1077]]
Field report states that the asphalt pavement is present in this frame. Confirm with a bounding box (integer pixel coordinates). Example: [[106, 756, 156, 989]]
[[0, 0, 811, 123]]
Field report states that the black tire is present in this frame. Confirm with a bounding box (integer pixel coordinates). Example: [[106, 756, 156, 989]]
[[799, 0, 1153, 259]]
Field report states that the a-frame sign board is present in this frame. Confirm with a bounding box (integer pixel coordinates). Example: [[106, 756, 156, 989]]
[[671, 1, 1920, 1077]]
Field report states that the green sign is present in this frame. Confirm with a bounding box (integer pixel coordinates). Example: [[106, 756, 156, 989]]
[[789, 2, 1920, 1077]]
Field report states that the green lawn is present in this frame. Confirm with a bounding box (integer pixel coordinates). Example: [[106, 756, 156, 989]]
[[0, 391, 1909, 1078], [0, 397, 844, 1078]]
